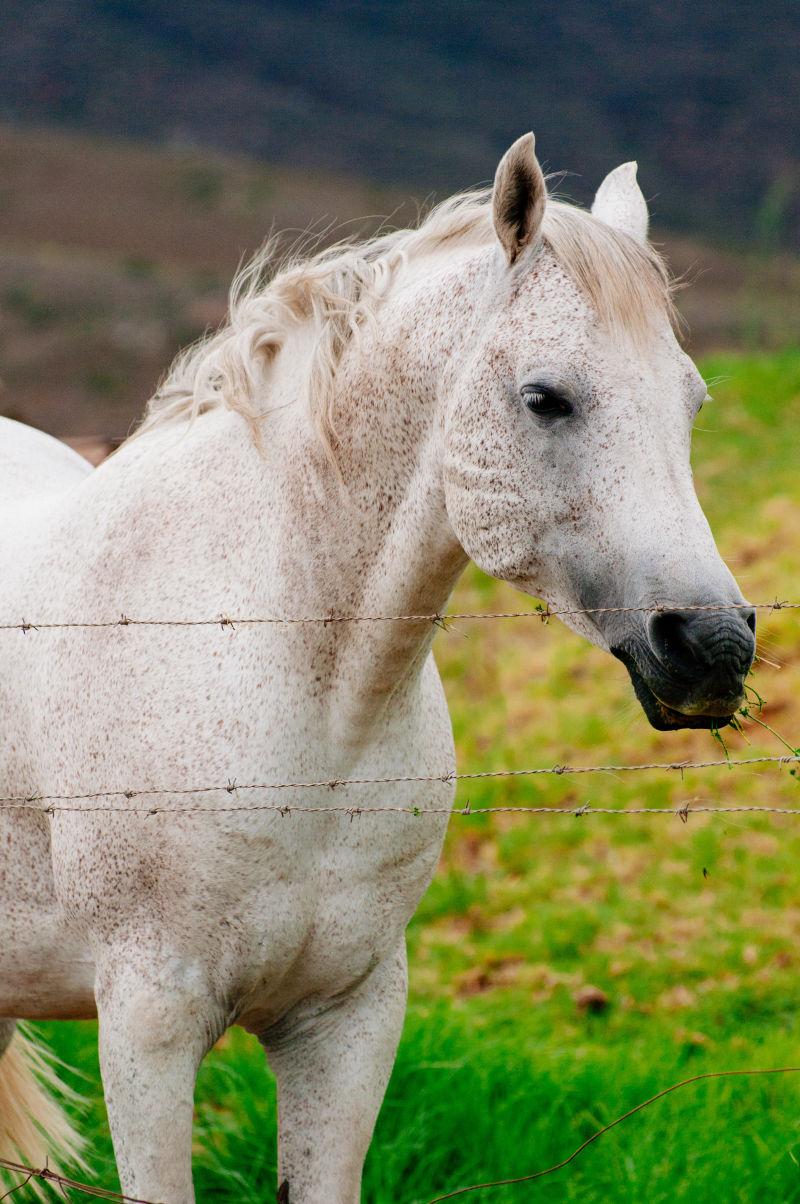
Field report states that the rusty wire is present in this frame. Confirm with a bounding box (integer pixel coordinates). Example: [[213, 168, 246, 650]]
[[0, 530, 797, 1196], [0, 598, 797, 632], [0, 609, 796, 1199], [3, 1066, 800, 1203], [422, 1066, 800, 1201], [0, 754, 797, 816], [0, 1156, 154, 1202]]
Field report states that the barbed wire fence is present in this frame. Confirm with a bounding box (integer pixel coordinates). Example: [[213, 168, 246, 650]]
[[0, 753, 798, 817], [1, 596, 797, 632], [1, 596, 798, 819], [3, 1066, 800, 1202], [1, 597, 799, 1199]]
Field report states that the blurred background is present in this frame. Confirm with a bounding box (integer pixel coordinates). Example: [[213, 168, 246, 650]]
[[0, 0, 798, 445], [3, 5, 800, 1201]]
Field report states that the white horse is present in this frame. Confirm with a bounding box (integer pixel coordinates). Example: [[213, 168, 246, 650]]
[[0, 134, 755, 1203]]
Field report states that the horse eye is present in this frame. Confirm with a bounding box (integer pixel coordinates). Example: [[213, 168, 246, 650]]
[[521, 386, 573, 419]]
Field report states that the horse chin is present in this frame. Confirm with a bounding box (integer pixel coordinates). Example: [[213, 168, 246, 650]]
[[614, 654, 735, 732]]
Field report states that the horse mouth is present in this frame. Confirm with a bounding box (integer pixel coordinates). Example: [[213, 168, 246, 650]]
[[612, 647, 739, 732]]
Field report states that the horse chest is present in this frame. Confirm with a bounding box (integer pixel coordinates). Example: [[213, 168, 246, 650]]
[[220, 809, 450, 1022]]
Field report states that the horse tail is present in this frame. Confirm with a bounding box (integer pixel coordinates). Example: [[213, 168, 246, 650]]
[[0, 1024, 86, 1192]]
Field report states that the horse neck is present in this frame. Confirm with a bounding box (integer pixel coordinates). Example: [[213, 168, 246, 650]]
[[266, 250, 483, 747]]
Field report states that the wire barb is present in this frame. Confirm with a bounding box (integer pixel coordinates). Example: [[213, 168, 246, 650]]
[[0, 599, 797, 631], [0, 754, 797, 817], [0, 598, 796, 1197], [0, 1156, 160, 1203], [7, 1068, 799, 1203]]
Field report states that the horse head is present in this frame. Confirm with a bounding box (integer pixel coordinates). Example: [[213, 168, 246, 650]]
[[443, 133, 754, 730]]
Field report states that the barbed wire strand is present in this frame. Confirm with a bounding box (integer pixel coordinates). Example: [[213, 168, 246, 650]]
[[422, 1066, 800, 1202], [0, 599, 798, 633], [0, 755, 797, 816], [3, 1067, 799, 1203], [0, 1156, 155, 1203], [10, 802, 800, 820], [0, 604, 797, 1196]]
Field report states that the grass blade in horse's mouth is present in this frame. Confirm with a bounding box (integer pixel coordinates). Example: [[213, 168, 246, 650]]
[[610, 647, 737, 732]]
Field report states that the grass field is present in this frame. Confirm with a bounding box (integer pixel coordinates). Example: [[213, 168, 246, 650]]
[[25, 349, 800, 1200]]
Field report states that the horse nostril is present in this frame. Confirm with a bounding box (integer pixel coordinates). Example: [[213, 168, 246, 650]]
[[647, 606, 756, 680], [648, 611, 700, 673]]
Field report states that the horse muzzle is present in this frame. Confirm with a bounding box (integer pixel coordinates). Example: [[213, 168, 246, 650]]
[[610, 606, 756, 731]]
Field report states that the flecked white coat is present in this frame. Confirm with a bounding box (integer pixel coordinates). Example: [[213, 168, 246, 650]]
[[0, 136, 746, 1202]]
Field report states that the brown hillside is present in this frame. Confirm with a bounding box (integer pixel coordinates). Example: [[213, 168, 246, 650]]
[[1, 125, 798, 440]]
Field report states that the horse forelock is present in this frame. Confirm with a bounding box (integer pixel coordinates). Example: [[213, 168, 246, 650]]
[[134, 189, 675, 455]]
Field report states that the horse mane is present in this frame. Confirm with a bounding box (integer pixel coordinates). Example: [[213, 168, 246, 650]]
[[135, 189, 675, 452]]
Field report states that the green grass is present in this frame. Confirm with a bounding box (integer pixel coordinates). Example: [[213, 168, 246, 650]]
[[22, 350, 800, 1200], [39, 1011, 800, 1202]]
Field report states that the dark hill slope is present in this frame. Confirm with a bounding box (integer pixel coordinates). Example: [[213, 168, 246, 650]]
[[1, 125, 797, 441], [1, 0, 798, 246]]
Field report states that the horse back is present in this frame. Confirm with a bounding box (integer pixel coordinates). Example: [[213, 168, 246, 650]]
[[0, 418, 92, 506]]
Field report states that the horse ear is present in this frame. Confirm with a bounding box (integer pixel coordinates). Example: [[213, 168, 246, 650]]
[[591, 162, 649, 244], [492, 132, 547, 266]]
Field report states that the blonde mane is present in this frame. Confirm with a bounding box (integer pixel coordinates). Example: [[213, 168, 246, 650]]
[[136, 190, 675, 450]]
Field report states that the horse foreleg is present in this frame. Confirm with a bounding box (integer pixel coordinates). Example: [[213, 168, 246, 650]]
[[94, 949, 222, 1204], [264, 943, 408, 1204]]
